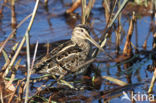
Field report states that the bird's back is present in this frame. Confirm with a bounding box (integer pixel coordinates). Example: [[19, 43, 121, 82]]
[[33, 40, 91, 78]]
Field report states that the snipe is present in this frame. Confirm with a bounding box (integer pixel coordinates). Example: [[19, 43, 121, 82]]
[[33, 24, 104, 79]]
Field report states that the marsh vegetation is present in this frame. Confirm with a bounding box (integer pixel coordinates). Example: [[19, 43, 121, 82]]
[[0, 0, 155, 102]]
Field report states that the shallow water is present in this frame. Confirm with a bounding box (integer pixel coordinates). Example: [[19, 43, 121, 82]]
[[0, 0, 155, 102]]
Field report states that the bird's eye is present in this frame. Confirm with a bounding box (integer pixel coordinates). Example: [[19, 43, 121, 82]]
[[81, 29, 84, 32]]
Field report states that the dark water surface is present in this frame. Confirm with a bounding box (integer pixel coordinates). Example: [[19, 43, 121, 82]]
[[0, 0, 155, 102]]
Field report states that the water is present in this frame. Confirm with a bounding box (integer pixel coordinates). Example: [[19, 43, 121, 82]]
[[0, 0, 155, 102]]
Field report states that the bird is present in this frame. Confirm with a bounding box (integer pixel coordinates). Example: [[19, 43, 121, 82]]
[[32, 24, 104, 80]]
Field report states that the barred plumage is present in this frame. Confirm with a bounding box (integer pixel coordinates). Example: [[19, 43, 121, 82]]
[[33, 24, 104, 79]]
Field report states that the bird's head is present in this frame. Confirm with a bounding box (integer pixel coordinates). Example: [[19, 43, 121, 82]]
[[72, 24, 104, 51]]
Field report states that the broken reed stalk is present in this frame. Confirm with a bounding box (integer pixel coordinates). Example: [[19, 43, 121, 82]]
[[24, 0, 39, 102], [11, 0, 17, 32], [102, 76, 128, 86], [142, 24, 152, 49], [115, 1, 122, 55], [148, 72, 156, 93], [46, 42, 50, 55], [66, 0, 81, 13], [148, 0, 156, 93], [122, 12, 136, 84], [85, 0, 95, 19], [103, 0, 110, 23], [81, 0, 95, 24], [81, 0, 86, 24], [123, 12, 135, 55], [18, 81, 25, 103]]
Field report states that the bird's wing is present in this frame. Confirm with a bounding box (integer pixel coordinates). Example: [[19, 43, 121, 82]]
[[50, 40, 77, 56], [33, 40, 82, 74]]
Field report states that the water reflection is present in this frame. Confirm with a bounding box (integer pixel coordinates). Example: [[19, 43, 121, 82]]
[[0, 0, 155, 102]]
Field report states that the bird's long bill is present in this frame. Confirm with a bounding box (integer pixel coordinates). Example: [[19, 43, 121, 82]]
[[86, 35, 104, 52]]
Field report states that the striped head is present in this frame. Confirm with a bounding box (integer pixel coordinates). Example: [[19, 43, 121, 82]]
[[71, 24, 104, 51]]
